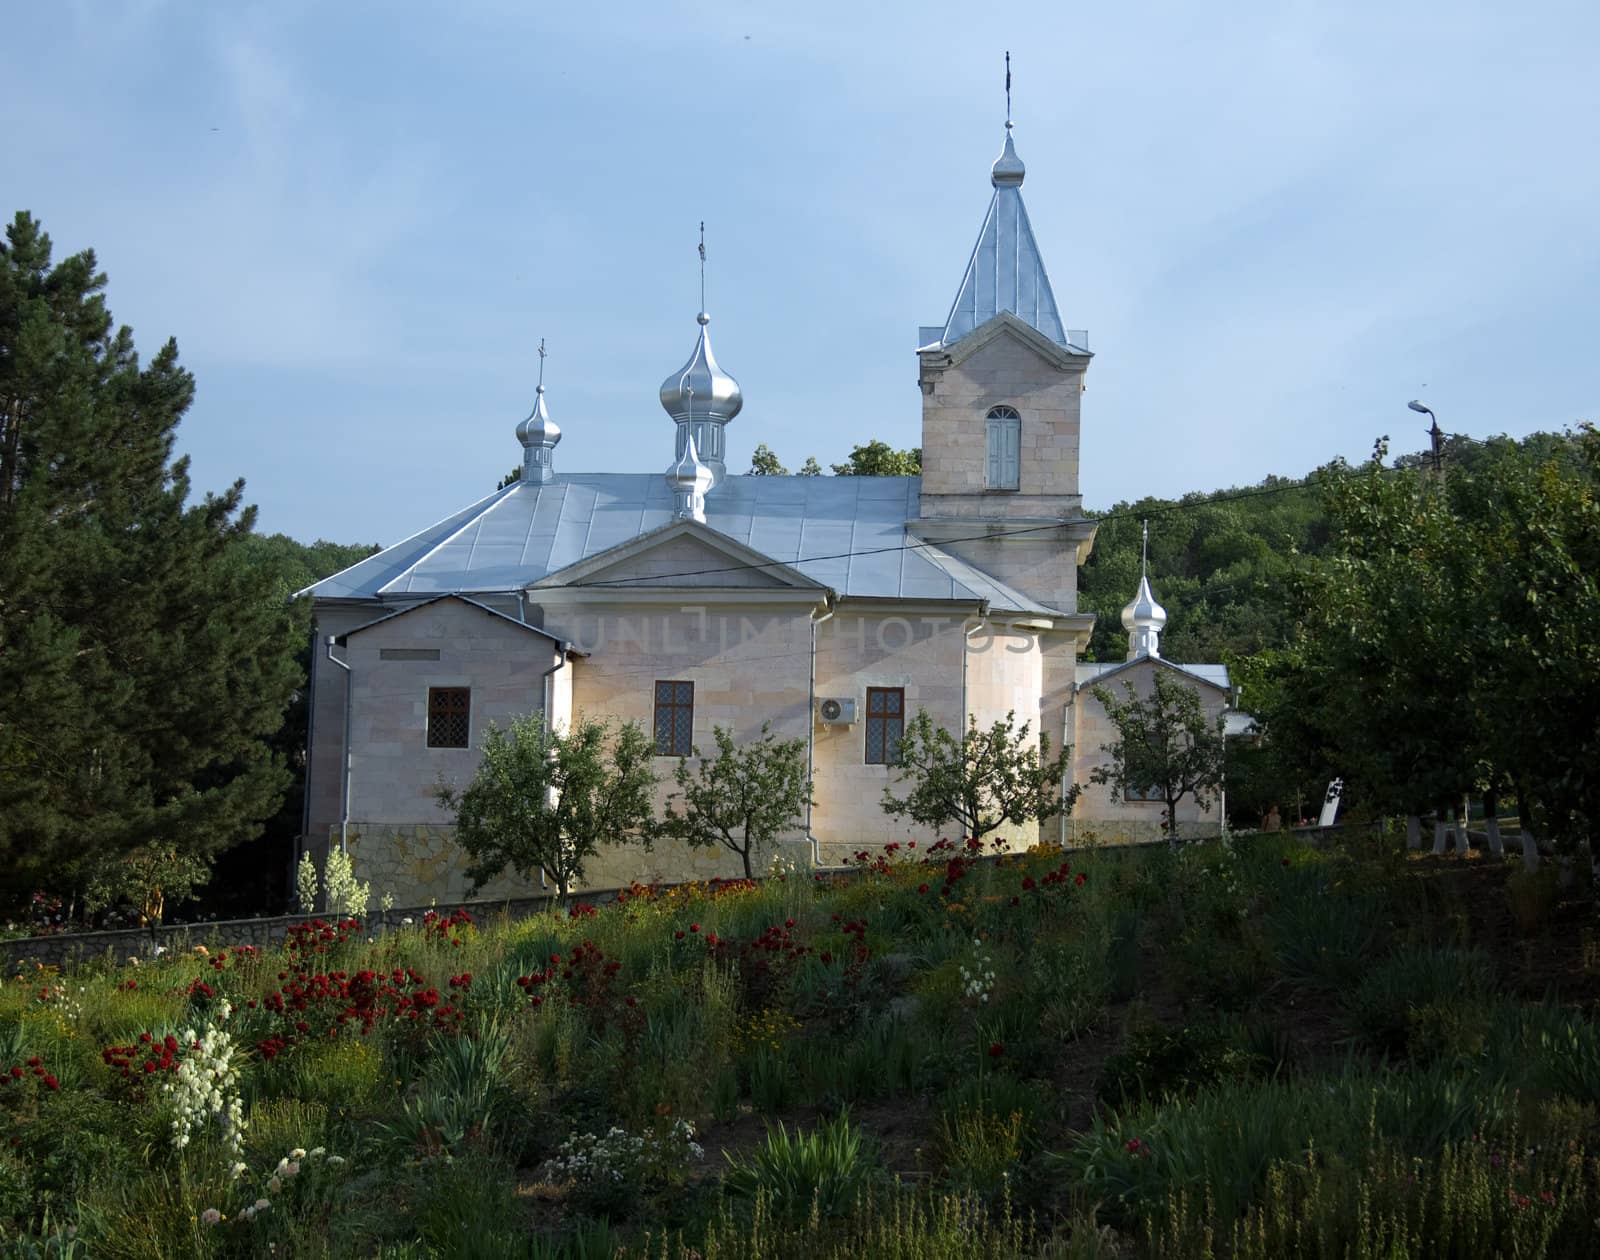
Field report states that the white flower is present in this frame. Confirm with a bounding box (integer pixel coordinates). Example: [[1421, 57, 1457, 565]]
[[308, 1147, 326, 1159], [285, 1161, 300, 1177], [200, 1208, 222, 1226], [326, 1155, 346, 1167], [230, 1162, 249, 1180], [253, 1199, 270, 1213], [267, 1177, 282, 1194]]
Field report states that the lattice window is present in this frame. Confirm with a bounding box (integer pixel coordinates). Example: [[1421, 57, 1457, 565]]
[[427, 687, 471, 748], [653, 680, 694, 756], [865, 687, 905, 765]]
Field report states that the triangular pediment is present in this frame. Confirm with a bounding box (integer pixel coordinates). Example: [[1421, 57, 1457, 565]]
[[1083, 654, 1231, 694], [939, 310, 1090, 372], [531, 520, 824, 591]]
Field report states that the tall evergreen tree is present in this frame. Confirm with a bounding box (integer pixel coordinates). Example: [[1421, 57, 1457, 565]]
[[0, 211, 302, 903]]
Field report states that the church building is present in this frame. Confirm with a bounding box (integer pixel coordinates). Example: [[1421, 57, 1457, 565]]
[[299, 115, 1235, 902]]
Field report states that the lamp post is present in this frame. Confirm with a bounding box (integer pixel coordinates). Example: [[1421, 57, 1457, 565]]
[[1408, 399, 1443, 478]]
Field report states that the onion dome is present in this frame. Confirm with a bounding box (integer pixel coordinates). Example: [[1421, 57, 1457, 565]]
[[666, 430, 714, 523], [515, 385, 561, 485], [660, 311, 741, 486], [991, 123, 1026, 188], [1121, 574, 1168, 660]]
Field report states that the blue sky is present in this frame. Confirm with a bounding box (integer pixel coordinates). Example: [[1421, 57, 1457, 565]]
[[6, 1, 1597, 546]]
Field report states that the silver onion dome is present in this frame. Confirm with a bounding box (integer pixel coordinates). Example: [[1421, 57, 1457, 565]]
[[660, 312, 743, 424], [991, 124, 1026, 188], [666, 429, 714, 523], [516, 385, 561, 485], [660, 311, 741, 486], [1121, 574, 1168, 660]]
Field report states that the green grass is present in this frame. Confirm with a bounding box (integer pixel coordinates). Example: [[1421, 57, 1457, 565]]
[[6, 838, 1600, 1257]]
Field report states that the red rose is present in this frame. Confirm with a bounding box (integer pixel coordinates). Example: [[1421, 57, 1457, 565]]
[[988, 1042, 1004, 1058]]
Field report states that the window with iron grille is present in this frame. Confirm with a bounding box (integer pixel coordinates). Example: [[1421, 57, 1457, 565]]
[[864, 687, 905, 765], [427, 687, 471, 748], [653, 681, 694, 756]]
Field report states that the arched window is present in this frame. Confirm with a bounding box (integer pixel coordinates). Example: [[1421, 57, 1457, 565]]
[[985, 406, 1021, 490]]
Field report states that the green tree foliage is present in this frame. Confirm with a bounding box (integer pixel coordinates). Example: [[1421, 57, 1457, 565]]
[[0, 212, 303, 903], [201, 534, 378, 917], [1264, 430, 1600, 852], [1092, 671, 1229, 843], [748, 444, 788, 476], [659, 723, 812, 879], [881, 709, 1077, 843], [435, 713, 657, 897], [798, 456, 823, 477], [1077, 476, 1330, 663], [831, 440, 922, 477]]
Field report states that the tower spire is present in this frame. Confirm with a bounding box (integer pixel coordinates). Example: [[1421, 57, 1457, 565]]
[[928, 64, 1074, 350]]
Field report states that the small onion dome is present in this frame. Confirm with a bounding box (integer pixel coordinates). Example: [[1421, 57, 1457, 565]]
[[991, 125, 1026, 189], [666, 430, 714, 522], [659, 312, 743, 425], [1121, 574, 1167, 634], [515, 385, 560, 448], [515, 385, 560, 483]]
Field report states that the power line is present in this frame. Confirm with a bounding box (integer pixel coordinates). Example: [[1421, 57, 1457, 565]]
[[575, 432, 1510, 591]]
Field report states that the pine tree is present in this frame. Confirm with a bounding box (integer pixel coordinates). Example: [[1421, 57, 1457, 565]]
[[0, 212, 302, 903]]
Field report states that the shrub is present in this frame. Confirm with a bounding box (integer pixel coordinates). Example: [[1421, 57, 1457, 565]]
[[723, 1112, 873, 1223], [1344, 946, 1495, 1057]]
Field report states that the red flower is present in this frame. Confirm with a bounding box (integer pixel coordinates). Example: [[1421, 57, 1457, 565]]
[[689, 924, 700, 933], [8, 1067, 21, 1080], [42, 1074, 58, 1091], [674, 930, 684, 940], [988, 1042, 1004, 1058], [1074, 873, 1087, 886], [26, 1058, 40, 1068], [820, 951, 834, 964], [917, 884, 929, 895]]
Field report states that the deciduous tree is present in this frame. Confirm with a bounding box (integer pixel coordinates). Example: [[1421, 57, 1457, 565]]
[[659, 723, 811, 879], [435, 714, 657, 897], [1092, 670, 1228, 844], [881, 710, 1077, 844]]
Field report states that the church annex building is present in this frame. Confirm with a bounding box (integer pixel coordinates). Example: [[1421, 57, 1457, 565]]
[[300, 117, 1239, 903]]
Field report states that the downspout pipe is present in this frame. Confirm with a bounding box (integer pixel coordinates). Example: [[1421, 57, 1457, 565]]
[[534, 644, 573, 891], [958, 601, 991, 738], [325, 637, 353, 858], [806, 595, 841, 870]]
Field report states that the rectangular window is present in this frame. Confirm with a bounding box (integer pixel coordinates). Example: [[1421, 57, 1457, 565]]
[[380, 648, 441, 661], [865, 687, 905, 765], [426, 687, 470, 748], [653, 680, 695, 756], [1124, 785, 1163, 802], [985, 413, 1021, 490]]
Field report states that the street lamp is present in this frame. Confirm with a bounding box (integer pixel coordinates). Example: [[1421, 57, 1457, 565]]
[[1408, 399, 1443, 476]]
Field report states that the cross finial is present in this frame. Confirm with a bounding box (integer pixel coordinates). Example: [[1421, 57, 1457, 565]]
[[1005, 51, 1012, 129], [536, 337, 547, 391], [698, 221, 707, 313]]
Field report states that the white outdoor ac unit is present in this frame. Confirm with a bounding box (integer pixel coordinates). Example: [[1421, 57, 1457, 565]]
[[816, 697, 858, 725]]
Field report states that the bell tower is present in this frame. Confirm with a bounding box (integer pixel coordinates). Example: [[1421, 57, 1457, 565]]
[[912, 114, 1096, 615]]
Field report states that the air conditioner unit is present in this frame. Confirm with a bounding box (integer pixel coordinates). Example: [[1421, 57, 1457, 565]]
[[816, 697, 858, 725]]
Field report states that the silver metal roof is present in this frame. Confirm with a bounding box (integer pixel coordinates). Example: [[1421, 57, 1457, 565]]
[[301, 473, 1065, 615], [1077, 659, 1231, 692], [934, 126, 1073, 350]]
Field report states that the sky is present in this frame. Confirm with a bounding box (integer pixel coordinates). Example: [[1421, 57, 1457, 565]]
[[5, 0, 1598, 547]]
